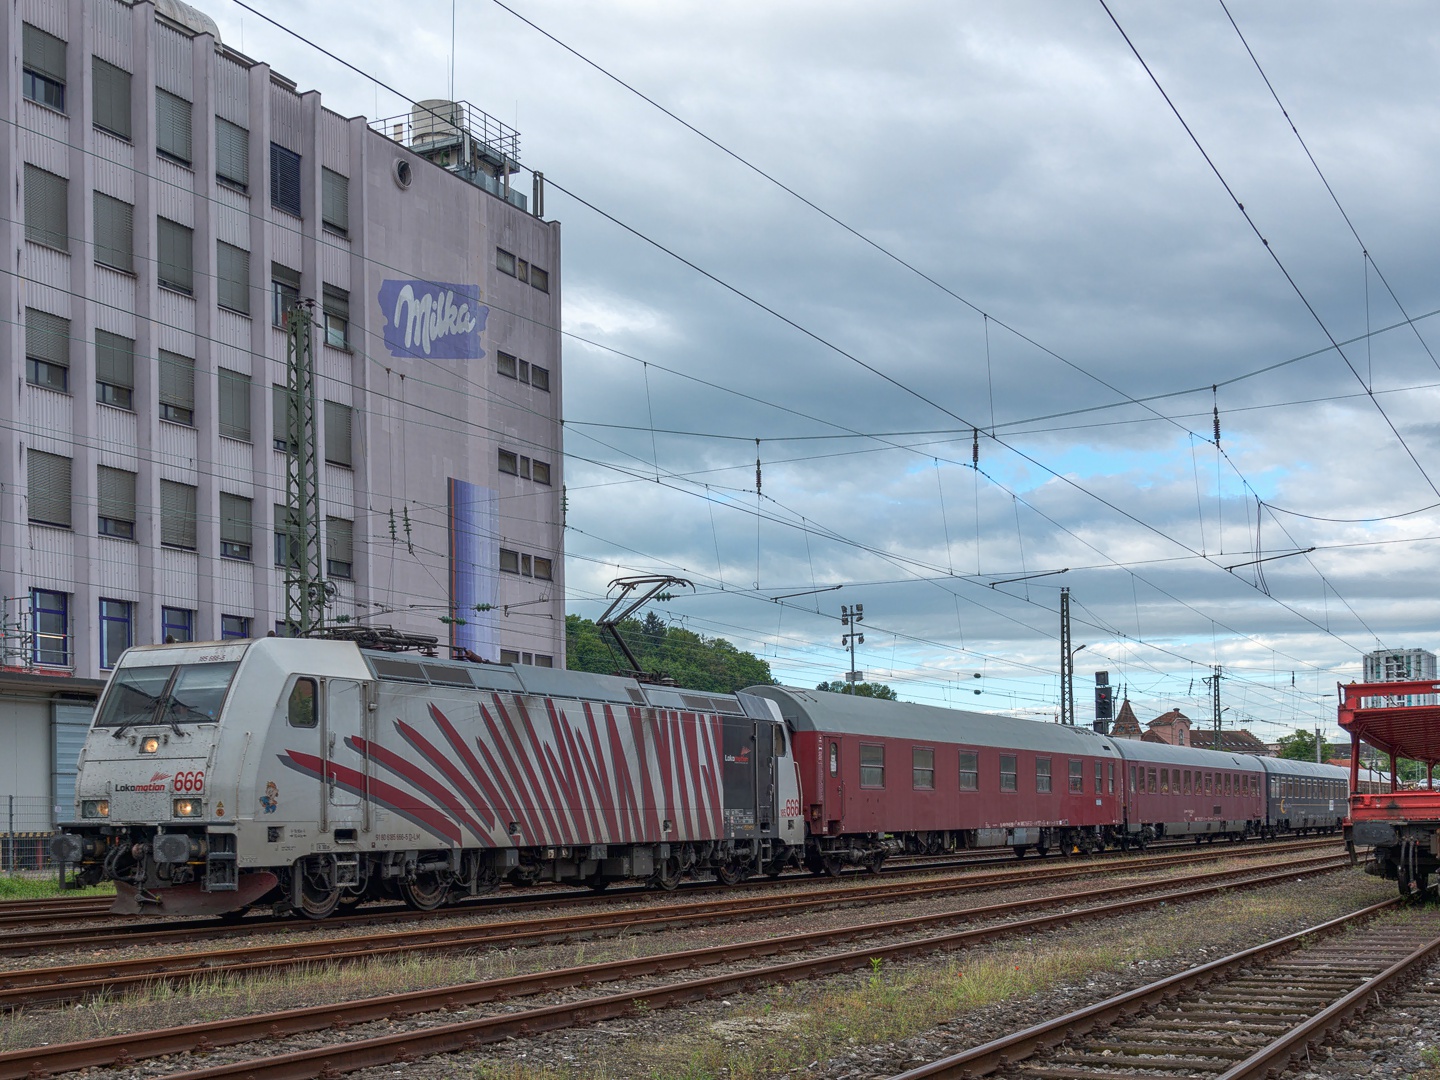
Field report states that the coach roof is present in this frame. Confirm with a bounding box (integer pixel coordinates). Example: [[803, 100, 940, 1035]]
[[747, 686, 1122, 757]]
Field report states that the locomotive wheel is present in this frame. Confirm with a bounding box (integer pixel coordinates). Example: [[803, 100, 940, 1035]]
[[654, 857, 683, 891], [715, 862, 747, 886], [821, 856, 843, 878], [587, 875, 611, 892], [1013, 846, 1027, 859], [297, 859, 341, 920], [399, 872, 450, 911]]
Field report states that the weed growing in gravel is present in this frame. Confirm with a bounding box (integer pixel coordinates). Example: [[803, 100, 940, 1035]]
[[0, 874, 113, 900]]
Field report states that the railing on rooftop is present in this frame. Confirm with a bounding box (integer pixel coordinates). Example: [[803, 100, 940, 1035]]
[[370, 100, 526, 210]]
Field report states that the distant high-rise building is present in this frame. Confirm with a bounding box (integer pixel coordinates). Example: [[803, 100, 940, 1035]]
[[1362, 649, 1437, 706]]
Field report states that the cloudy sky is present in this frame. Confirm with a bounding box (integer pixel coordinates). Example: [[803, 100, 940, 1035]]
[[213, 1, 1440, 739]]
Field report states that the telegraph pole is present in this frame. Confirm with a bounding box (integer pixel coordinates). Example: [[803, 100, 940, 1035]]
[[1205, 665, 1223, 749], [841, 604, 864, 693], [282, 301, 327, 635], [1060, 588, 1075, 725]]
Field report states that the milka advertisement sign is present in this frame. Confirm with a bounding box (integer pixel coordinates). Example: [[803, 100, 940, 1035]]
[[379, 280, 489, 360]]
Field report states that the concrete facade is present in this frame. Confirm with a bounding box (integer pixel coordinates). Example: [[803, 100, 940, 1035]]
[[2, 0, 564, 825]]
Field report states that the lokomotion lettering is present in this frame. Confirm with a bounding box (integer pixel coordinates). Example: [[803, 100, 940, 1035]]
[[379, 280, 489, 360]]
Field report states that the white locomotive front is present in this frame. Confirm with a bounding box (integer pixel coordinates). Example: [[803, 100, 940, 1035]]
[[52, 635, 805, 917]]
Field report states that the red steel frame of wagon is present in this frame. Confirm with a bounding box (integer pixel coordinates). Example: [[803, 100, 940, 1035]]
[[1337, 678, 1440, 898]]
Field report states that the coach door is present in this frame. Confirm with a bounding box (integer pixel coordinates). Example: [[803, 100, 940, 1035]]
[[325, 680, 362, 817], [826, 736, 844, 834]]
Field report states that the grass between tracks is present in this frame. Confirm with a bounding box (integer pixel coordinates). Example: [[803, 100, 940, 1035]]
[[0, 873, 113, 900], [468, 872, 1392, 1080]]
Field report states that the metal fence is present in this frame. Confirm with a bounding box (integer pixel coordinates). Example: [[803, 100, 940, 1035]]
[[3, 795, 54, 871]]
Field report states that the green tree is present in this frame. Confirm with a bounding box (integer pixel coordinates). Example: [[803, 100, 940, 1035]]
[[1276, 730, 1339, 762], [815, 680, 898, 700], [565, 614, 774, 694]]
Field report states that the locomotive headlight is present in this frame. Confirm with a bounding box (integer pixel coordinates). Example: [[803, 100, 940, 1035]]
[[81, 799, 109, 818], [141, 737, 161, 754], [172, 798, 201, 818]]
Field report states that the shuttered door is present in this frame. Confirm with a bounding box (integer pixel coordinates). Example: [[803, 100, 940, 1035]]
[[95, 331, 134, 393], [324, 400, 353, 466], [218, 368, 251, 440], [216, 118, 249, 189], [217, 242, 250, 313], [321, 168, 348, 234], [97, 465, 136, 533], [27, 450, 72, 527], [93, 192, 134, 272], [53, 703, 94, 825], [270, 143, 302, 216], [160, 480, 197, 549], [92, 58, 131, 139], [155, 89, 192, 164], [156, 218, 193, 293], [159, 351, 195, 424], [24, 165, 68, 251]]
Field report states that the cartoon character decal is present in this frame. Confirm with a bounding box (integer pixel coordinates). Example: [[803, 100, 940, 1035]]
[[259, 781, 279, 814]]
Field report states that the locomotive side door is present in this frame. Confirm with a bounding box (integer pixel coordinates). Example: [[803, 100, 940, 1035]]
[[755, 720, 777, 834], [325, 680, 362, 815]]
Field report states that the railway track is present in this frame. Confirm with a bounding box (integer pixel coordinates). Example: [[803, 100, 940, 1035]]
[[0, 836, 1342, 942], [891, 902, 1440, 1079], [0, 854, 1355, 1079], [0, 842, 1342, 961]]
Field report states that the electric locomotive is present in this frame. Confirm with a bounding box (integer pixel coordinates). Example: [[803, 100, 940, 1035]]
[[51, 634, 804, 917]]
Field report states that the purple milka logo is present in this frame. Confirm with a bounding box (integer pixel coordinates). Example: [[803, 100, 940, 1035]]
[[379, 280, 488, 359]]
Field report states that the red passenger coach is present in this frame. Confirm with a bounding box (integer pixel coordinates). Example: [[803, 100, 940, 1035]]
[[749, 687, 1124, 870], [1338, 679, 1440, 898]]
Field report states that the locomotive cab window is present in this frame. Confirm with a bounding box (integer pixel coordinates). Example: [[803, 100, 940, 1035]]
[[959, 750, 978, 791], [859, 743, 884, 788], [94, 661, 239, 730], [1000, 754, 1017, 792], [288, 677, 318, 728], [772, 724, 786, 758]]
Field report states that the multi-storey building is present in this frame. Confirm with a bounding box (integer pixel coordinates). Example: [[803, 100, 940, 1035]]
[[1362, 648, 1438, 707], [1, 0, 564, 838]]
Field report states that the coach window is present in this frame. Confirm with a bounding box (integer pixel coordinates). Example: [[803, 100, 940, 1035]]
[[859, 744, 885, 788], [1094, 761, 1103, 794], [912, 747, 934, 790], [1147, 767, 1157, 794], [1225, 774, 1232, 797], [959, 751, 978, 791], [1204, 773, 1213, 796], [1108, 762, 1115, 794], [1035, 757, 1051, 793], [1000, 754, 1017, 792], [288, 677, 317, 728], [1160, 768, 1169, 795], [1183, 770, 1192, 795], [829, 741, 838, 777], [1070, 759, 1084, 794]]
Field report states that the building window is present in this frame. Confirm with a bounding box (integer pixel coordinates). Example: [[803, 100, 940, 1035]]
[[322, 285, 349, 349], [530, 265, 549, 293], [217, 242, 250, 314], [1070, 759, 1084, 794], [859, 743, 885, 788], [496, 248, 516, 276], [270, 143, 301, 216], [323, 400, 352, 467], [97, 465, 136, 539], [271, 263, 300, 326], [498, 450, 519, 475], [321, 168, 348, 235], [93, 59, 131, 138], [94, 192, 134, 273], [156, 217, 193, 294], [530, 365, 550, 392], [23, 165, 68, 251], [1035, 757, 1052, 794], [220, 492, 252, 561], [499, 548, 520, 574], [533, 654, 554, 668], [31, 589, 68, 666], [159, 479, 197, 550], [161, 606, 194, 643], [959, 750, 978, 791], [272, 384, 296, 453], [159, 351, 195, 425], [99, 598, 132, 669], [155, 89, 192, 165], [999, 754, 1018, 792], [25, 308, 70, 393], [219, 368, 252, 441], [326, 516, 353, 579], [533, 556, 553, 581], [499, 649, 521, 665], [95, 330, 134, 410], [22, 25, 66, 112], [220, 614, 250, 639], [497, 351, 517, 379], [532, 460, 551, 485], [274, 504, 297, 568], [27, 450, 72, 527], [516, 257, 529, 284], [912, 747, 935, 790], [216, 118, 248, 191]]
